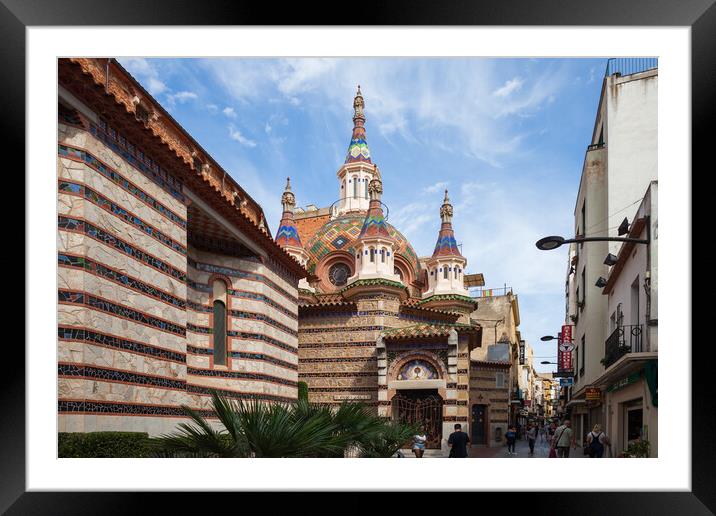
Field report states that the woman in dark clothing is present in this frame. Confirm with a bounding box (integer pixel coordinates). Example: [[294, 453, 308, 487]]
[[505, 426, 517, 455]]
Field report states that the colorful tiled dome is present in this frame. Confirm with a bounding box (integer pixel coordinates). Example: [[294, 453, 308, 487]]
[[304, 215, 420, 275]]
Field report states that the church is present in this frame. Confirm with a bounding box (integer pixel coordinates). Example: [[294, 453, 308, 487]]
[[57, 58, 516, 451], [275, 87, 503, 451]]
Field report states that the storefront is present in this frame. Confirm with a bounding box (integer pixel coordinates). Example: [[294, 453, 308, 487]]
[[604, 363, 658, 457]]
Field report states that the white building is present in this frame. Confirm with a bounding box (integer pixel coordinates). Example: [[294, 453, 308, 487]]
[[564, 59, 657, 451]]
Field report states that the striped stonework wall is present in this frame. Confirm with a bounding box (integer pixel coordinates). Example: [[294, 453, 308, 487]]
[[185, 248, 299, 406], [57, 117, 301, 436], [469, 363, 511, 447], [58, 122, 190, 436], [297, 296, 404, 407]]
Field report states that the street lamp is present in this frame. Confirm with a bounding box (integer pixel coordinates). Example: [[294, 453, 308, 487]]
[[535, 234, 648, 251], [540, 335, 558, 341], [540, 361, 558, 365]]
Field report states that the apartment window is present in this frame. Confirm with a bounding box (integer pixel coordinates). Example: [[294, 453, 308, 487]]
[[580, 335, 586, 376], [212, 279, 228, 366], [496, 372, 506, 388], [631, 276, 640, 325], [581, 200, 586, 237], [580, 268, 586, 305]]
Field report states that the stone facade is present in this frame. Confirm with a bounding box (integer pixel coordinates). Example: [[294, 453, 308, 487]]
[[57, 58, 305, 436]]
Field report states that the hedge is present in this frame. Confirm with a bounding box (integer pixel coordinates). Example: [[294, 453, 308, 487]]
[[58, 432, 153, 458], [298, 381, 309, 401]]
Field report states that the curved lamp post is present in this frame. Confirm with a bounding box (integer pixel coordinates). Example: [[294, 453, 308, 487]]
[[535, 235, 648, 251], [540, 335, 558, 342]]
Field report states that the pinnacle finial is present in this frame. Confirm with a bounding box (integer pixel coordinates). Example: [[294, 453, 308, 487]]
[[285, 177, 292, 191], [444, 189, 450, 203]]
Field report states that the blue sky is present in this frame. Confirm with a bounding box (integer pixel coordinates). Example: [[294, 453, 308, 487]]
[[119, 57, 606, 373]]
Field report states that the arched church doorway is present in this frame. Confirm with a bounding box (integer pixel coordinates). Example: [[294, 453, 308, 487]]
[[391, 390, 443, 449]]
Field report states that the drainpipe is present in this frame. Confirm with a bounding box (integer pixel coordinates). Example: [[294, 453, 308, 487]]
[[643, 215, 652, 352], [105, 58, 110, 93]]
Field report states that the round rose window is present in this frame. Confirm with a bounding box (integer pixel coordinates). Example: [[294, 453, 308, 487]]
[[328, 263, 351, 286]]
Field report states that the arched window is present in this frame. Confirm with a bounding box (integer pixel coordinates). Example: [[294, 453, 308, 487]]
[[370, 247, 375, 262], [455, 267, 459, 279], [443, 267, 448, 280], [353, 176, 358, 198], [381, 248, 385, 263], [364, 178, 369, 199], [212, 279, 228, 366]]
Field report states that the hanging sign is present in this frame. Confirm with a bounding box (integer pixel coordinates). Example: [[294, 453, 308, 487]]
[[519, 340, 525, 365], [585, 387, 602, 402], [557, 332, 573, 373]]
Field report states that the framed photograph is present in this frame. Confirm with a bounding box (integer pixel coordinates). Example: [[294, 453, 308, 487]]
[[5, 0, 708, 512]]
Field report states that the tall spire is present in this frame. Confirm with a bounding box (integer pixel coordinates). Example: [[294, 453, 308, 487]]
[[275, 177, 303, 249], [432, 189, 463, 257], [345, 85, 372, 164]]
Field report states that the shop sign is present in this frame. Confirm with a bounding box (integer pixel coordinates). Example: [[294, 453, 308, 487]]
[[559, 377, 574, 387], [519, 340, 525, 365], [606, 372, 641, 393], [585, 387, 601, 401], [557, 329, 573, 374]]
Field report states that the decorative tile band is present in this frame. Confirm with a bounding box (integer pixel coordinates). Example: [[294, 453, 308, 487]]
[[58, 363, 186, 390], [185, 384, 296, 404], [298, 372, 378, 378], [186, 345, 298, 371], [59, 289, 186, 337], [59, 253, 186, 310], [58, 144, 187, 229], [186, 323, 297, 355], [187, 281, 298, 320], [300, 325, 384, 334], [187, 366, 297, 387], [89, 120, 185, 202], [189, 259, 297, 305], [59, 179, 186, 256], [299, 357, 377, 363], [58, 400, 210, 417], [298, 341, 377, 349], [229, 309, 297, 337], [307, 387, 377, 393], [58, 216, 186, 283], [58, 326, 186, 364]]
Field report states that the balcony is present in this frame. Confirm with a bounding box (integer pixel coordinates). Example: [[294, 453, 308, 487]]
[[603, 325, 643, 368]]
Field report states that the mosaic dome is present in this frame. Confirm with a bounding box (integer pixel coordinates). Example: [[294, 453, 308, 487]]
[[304, 215, 421, 275]]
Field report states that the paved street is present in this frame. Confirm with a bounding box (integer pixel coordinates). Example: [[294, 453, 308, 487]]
[[400, 436, 584, 458]]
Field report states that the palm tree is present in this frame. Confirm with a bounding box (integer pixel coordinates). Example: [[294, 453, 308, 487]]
[[150, 391, 418, 458]]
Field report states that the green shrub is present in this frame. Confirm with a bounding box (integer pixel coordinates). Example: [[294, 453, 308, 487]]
[[58, 431, 152, 458]]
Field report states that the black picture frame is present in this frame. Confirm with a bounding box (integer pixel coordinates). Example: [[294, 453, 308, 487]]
[[4, 1, 708, 512]]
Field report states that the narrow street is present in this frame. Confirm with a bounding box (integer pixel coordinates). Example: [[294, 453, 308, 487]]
[[400, 436, 584, 458]]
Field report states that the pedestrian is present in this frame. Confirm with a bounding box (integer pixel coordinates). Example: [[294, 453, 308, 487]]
[[553, 419, 576, 458], [526, 422, 537, 456], [539, 423, 547, 444], [447, 423, 471, 458], [412, 426, 427, 458], [586, 424, 610, 458], [505, 425, 517, 455]]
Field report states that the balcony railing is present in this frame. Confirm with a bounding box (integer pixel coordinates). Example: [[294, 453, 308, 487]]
[[603, 324, 643, 368], [471, 286, 513, 298], [605, 58, 658, 77]]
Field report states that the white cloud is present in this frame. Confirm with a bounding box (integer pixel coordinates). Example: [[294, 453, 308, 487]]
[[206, 104, 218, 114], [423, 181, 449, 194], [493, 77, 524, 97], [119, 58, 167, 95], [227, 124, 256, 147], [167, 91, 198, 105], [223, 107, 237, 118]]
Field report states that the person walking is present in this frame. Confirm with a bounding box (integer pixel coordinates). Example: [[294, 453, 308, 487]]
[[412, 426, 427, 458], [526, 422, 537, 456], [447, 423, 471, 458], [538, 423, 547, 445], [553, 419, 576, 458], [586, 424, 610, 458], [505, 426, 517, 455]]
